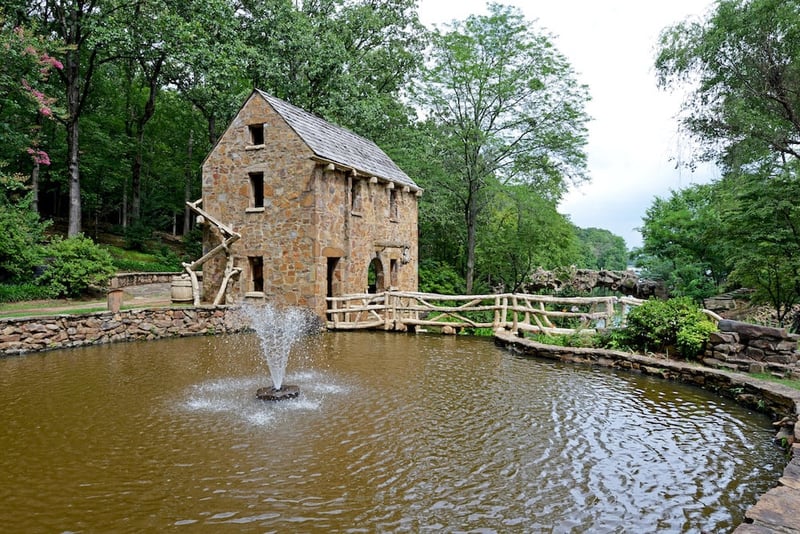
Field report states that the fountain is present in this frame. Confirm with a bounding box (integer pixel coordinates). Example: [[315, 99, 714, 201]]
[[240, 303, 318, 401]]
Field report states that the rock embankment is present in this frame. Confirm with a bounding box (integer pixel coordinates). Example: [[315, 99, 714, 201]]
[[705, 319, 800, 380], [0, 307, 243, 355]]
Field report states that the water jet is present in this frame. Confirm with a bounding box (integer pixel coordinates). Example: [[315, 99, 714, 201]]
[[240, 303, 316, 401]]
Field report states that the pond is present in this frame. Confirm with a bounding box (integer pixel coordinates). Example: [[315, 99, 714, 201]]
[[0, 331, 785, 532]]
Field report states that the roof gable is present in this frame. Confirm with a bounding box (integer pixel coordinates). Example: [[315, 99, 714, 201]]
[[256, 90, 417, 190]]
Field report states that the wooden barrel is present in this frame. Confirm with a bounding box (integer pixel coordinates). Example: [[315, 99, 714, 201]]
[[170, 276, 193, 303]]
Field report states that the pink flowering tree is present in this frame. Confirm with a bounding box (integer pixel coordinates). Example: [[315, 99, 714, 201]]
[[0, 19, 62, 210]]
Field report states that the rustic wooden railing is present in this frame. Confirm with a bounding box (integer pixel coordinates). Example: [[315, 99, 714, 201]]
[[326, 291, 647, 334]]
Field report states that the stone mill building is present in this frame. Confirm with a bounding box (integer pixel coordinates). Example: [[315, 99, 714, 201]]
[[198, 89, 420, 319]]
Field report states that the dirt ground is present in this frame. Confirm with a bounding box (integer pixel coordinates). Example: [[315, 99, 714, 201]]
[[2, 283, 174, 317]]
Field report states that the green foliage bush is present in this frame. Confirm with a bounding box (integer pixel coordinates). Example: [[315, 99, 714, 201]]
[[530, 332, 598, 348], [36, 235, 116, 297], [124, 221, 153, 252], [111, 258, 181, 273], [624, 297, 717, 358], [419, 259, 465, 295], [0, 282, 57, 303], [0, 192, 49, 282]]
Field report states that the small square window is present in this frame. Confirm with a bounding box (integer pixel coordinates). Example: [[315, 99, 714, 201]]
[[351, 179, 362, 213], [389, 188, 398, 220], [249, 124, 264, 146], [249, 172, 264, 208]]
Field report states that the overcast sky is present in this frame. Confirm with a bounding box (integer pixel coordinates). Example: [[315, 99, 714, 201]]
[[417, 0, 719, 249]]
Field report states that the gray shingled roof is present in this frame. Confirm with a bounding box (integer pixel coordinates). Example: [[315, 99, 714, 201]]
[[256, 90, 418, 190]]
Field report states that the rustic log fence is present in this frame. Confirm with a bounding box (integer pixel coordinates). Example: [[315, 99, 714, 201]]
[[326, 291, 647, 334]]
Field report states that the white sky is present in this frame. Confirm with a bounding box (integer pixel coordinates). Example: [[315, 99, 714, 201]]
[[417, 0, 719, 249]]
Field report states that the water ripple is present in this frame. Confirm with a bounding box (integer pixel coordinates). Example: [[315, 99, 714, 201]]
[[0, 332, 785, 533]]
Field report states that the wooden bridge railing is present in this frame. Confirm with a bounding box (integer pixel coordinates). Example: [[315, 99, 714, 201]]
[[326, 291, 646, 335]]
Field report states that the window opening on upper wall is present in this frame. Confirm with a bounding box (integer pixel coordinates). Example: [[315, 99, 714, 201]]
[[249, 172, 264, 208], [249, 124, 264, 146], [249, 256, 264, 293], [389, 188, 398, 220], [351, 178, 362, 213]]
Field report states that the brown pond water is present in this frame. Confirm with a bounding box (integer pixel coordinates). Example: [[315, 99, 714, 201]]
[[0, 331, 786, 533]]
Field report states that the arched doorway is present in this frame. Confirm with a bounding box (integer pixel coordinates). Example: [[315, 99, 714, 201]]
[[368, 257, 385, 293]]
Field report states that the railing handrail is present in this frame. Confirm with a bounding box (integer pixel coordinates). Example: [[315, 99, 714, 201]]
[[326, 290, 649, 334]]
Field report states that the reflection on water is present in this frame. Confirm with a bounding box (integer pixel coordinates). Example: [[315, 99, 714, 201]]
[[0, 331, 785, 532]]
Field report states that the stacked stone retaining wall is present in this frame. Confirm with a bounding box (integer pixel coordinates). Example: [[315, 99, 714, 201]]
[[0, 306, 244, 355], [111, 272, 181, 288], [705, 319, 800, 379]]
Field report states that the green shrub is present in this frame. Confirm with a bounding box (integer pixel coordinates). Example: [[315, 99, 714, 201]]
[[36, 235, 116, 297], [112, 258, 181, 273], [419, 259, 465, 294], [0, 282, 57, 303], [624, 297, 717, 358], [595, 329, 631, 351], [0, 193, 49, 282], [124, 221, 153, 252], [676, 318, 718, 358]]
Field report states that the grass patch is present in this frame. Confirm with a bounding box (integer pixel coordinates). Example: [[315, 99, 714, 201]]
[[0, 306, 108, 318], [101, 244, 182, 272], [751, 373, 800, 391], [0, 300, 185, 319]]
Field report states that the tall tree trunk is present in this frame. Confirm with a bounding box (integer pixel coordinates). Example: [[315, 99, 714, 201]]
[[183, 129, 194, 235], [66, 115, 81, 236], [130, 56, 163, 223], [207, 115, 217, 146], [30, 160, 40, 214], [465, 190, 478, 294], [64, 21, 82, 238], [30, 114, 42, 214], [121, 181, 128, 228], [131, 151, 142, 222]]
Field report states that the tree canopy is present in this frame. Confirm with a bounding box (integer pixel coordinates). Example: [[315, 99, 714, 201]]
[[1, 0, 625, 300], [656, 0, 800, 171], [650, 0, 800, 326], [415, 3, 591, 292]]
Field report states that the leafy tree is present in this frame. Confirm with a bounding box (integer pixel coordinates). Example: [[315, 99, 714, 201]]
[[387, 120, 467, 274], [575, 227, 628, 271], [415, 3, 590, 292], [0, 17, 62, 209], [245, 0, 426, 141], [26, 0, 137, 236], [477, 185, 581, 292], [718, 164, 800, 329], [655, 0, 800, 172], [636, 183, 728, 301], [655, 0, 800, 323], [164, 0, 248, 146]]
